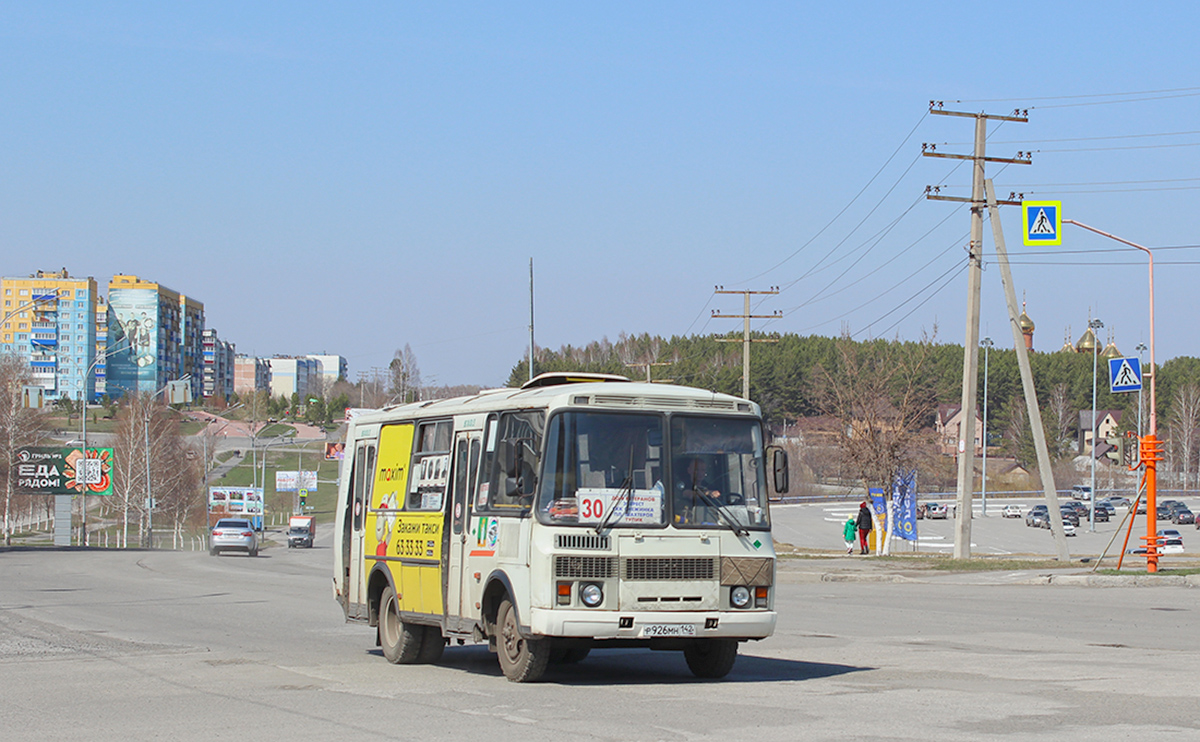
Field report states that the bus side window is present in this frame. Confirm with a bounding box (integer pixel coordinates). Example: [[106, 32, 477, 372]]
[[409, 420, 452, 511], [352, 444, 367, 531]]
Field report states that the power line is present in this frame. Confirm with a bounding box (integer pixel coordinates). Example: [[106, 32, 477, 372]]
[[945, 86, 1200, 104], [851, 261, 965, 339], [940, 129, 1200, 146]]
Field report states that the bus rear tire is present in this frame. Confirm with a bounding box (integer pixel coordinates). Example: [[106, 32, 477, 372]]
[[379, 586, 423, 664], [683, 639, 738, 679], [497, 598, 549, 682], [417, 625, 446, 664]]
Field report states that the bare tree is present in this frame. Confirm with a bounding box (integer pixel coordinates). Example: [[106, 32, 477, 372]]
[[389, 345, 421, 404], [1044, 383, 1075, 459], [1166, 382, 1200, 489], [810, 333, 940, 493], [1, 354, 50, 544]]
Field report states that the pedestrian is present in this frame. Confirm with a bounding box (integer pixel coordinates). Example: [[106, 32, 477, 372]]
[[843, 515, 857, 554], [856, 501, 873, 555]]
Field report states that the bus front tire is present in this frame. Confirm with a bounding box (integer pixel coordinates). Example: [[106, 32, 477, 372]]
[[683, 639, 738, 679], [379, 586, 423, 664], [497, 598, 549, 682]]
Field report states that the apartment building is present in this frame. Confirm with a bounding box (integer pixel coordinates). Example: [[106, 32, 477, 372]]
[[106, 274, 205, 400], [0, 269, 99, 401], [233, 355, 270, 395], [202, 328, 235, 401]]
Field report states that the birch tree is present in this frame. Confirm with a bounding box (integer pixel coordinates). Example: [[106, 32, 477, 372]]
[[0, 354, 49, 545]]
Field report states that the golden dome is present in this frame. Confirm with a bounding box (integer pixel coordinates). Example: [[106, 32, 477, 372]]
[[1100, 342, 1122, 360], [1076, 328, 1098, 353], [1060, 339, 1075, 353], [1018, 311, 1035, 333]]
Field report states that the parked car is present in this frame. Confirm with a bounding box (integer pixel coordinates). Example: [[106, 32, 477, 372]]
[[924, 502, 948, 519], [1002, 504, 1023, 518], [1108, 496, 1132, 508], [1172, 508, 1194, 525], [1094, 501, 1116, 517], [1092, 507, 1110, 522], [1157, 528, 1183, 542], [1071, 485, 1093, 501], [1161, 538, 1185, 554], [1063, 501, 1090, 519], [1062, 522, 1077, 537], [1156, 504, 1172, 520], [210, 518, 259, 557], [1026, 506, 1049, 528], [1058, 507, 1080, 527]]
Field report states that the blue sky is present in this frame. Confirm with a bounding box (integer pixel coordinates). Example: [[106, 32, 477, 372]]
[[2, 3, 1197, 386]]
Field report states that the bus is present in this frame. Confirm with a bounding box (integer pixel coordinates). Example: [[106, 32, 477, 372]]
[[332, 372, 788, 682]]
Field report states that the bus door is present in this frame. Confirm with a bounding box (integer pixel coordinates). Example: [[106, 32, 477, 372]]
[[447, 429, 482, 623], [347, 440, 376, 620]]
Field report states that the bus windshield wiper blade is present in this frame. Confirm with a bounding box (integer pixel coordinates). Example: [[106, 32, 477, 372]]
[[595, 448, 635, 534], [694, 489, 749, 538]]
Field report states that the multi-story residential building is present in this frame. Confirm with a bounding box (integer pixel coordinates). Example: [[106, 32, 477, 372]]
[[233, 355, 270, 395], [0, 270, 99, 401], [202, 329, 235, 402], [106, 274, 205, 400], [94, 296, 108, 398], [268, 356, 319, 399], [305, 353, 348, 390]]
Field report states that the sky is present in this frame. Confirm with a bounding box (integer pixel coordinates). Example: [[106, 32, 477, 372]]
[[2, 2, 1198, 387]]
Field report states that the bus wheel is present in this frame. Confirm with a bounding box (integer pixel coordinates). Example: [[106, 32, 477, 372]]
[[683, 639, 738, 679], [379, 586, 423, 664], [496, 598, 549, 682], [417, 625, 445, 664]]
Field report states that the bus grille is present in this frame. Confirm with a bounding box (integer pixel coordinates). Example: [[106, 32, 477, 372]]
[[555, 555, 617, 579], [555, 533, 611, 551], [623, 557, 716, 581]]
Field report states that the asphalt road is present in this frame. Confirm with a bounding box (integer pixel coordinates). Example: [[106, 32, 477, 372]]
[[1, 532, 1197, 741]]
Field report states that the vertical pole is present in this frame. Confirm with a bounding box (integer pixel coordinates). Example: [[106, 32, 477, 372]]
[[529, 258, 535, 384], [79, 389, 87, 545], [953, 115, 986, 559], [742, 293, 751, 400], [1090, 333, 1098, 532], [985, 180, 1069, 560], [981, 340, 990, 517], [144, 403, 153, 549]]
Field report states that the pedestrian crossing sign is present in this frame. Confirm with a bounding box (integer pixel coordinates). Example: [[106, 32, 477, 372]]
[[1022, 200, 1062, 246], [1109, 357, 1142, 394]]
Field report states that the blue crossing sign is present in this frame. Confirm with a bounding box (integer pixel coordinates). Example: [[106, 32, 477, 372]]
[[1109, 357, 1143, 393], [1022, 200, 1062, 246]]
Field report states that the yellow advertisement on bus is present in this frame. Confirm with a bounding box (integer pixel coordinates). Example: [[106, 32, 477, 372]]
[[365, 422, 445, 616]]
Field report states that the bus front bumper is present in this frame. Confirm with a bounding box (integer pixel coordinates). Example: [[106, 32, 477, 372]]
[[529, 607, 776, 640]]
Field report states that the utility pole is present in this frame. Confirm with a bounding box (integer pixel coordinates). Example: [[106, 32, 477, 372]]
[[923, 102, 1030, 559], [625, 361, 673, 383], [529, 258, 536, 384], [712, 287, 781, 400]]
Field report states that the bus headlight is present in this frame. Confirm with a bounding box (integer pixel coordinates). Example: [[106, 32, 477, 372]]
[[730, 585, 751, 608], [580, 583, 604, 607]]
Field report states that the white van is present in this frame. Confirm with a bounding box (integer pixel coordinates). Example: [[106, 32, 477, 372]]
[[1071, 485, 1092, 501]]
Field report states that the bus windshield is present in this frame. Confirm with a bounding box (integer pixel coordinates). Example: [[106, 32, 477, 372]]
[[537, 411, 769, 530]]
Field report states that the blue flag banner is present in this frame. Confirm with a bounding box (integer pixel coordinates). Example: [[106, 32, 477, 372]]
[[869, 488, 886, 520], [890, 469, 918, 541]]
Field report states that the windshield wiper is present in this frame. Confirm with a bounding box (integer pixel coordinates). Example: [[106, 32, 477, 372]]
[[595, 448, 636, 534], [692, 488, 749, 538]]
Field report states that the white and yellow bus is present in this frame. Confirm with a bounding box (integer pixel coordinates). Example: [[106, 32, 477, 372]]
[[333, 372, 788, 681]]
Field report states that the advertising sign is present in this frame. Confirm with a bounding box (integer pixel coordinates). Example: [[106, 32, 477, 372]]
[[275, 470, 318, 492], [208, 487, 263, 530], [13, 447, 114, 496]]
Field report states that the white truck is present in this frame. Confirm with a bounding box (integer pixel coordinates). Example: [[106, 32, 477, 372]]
[[287, 516, 315, 548]]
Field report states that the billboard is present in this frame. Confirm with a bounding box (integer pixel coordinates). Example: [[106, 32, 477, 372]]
[[275, 470, 318, 492], [13, 447, 115, 496], [107, 287, 159, 396], [208, 487, 263, 530]]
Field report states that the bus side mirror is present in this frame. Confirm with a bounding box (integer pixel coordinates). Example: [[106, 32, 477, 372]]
[[770, 446, 789, 495], [500, 439, 520, 477]]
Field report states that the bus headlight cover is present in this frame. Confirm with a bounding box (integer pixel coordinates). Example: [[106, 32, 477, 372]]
[[580, 583, 603, 607], [730, 585, 751, 608]]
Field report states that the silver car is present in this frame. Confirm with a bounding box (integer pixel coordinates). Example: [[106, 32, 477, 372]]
[[210, 518, 259, 557]]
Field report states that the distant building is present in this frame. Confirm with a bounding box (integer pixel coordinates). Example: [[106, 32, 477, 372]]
[[233, 355, 270, 395], [95, 296, 108, 398], [106, 274, 205, 400], [305, 354, 348, 389], [1079, 409, 1122, 457], [268, 356, 320, 399], [936, 404, 983, 457], [202, 329, 235, 401], [0, 269, 100, 401]]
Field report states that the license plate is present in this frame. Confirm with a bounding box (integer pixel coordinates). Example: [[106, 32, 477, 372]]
[[640, 623, 697, 637]]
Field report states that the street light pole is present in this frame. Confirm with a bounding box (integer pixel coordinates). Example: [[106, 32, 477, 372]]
[[1136, 342, 1147, 438], [980, 337, 994, 517], [1089, 318, 1104, 533]]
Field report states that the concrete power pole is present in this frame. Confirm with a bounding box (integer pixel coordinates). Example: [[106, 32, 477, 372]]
[[624, 361, 672, 383], [923, 102, 1029, 558], [712, 287, 780, 400]]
